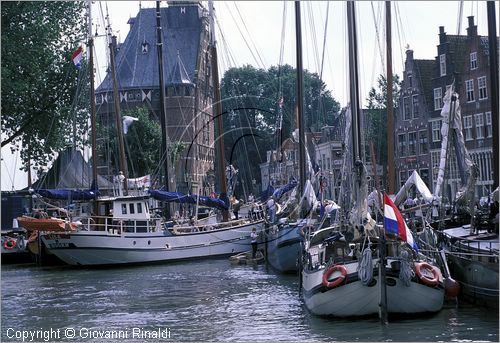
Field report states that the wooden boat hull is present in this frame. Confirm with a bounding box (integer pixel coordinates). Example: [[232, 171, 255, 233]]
[[265, 223, 304, 273], [302, 259, 444, 316]]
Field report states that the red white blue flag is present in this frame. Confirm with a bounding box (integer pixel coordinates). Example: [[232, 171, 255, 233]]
[[71, 47, 83, 69], [383, 193, 418, 251]]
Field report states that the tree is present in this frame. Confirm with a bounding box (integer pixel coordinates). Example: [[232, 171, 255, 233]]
[[365, 74, 402, 187], [220, 64, 341, 195], [96, 107, 162, 178], [1, 2, 86, 172]]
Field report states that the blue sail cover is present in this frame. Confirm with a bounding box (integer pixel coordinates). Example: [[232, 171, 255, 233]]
[[272, 178, 298, 200], [149, 190, 229, 210], [260, 185, 275, 202], [36, 189, 99, 200], [195, 196, 228, 210], [149, 190, 196, 204]]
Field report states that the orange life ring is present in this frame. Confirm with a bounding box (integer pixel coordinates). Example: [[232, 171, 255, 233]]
[[415, 262, 439, 287], [322, 265, 348, 288], [3, 239, 17, 250]]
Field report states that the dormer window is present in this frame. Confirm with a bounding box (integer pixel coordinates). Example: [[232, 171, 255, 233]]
[[142, 42, 149, 54], [470, 52, 477, 70]]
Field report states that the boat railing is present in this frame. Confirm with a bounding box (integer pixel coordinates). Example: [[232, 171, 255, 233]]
[[171, 218, 256, 235], [77, 215, 161, 235]]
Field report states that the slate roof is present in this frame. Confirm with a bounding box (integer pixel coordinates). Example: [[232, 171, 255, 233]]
[[97, 4, 203, 92], [414, 59, 435, 113]]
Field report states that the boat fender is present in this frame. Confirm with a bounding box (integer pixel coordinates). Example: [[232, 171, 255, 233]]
[[28, 231, 38, 243], [322, 265, 347, 288], [444, 277, 460, 298], [16, 237, 25, 250], [415, 262, 439, 287], [3, 239, 17, 250]]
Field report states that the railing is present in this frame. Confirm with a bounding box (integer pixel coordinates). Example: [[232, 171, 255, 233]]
[[77, 216, 161, 235]]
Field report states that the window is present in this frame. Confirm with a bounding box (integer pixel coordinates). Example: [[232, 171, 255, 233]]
[[419, 130, 428, 154], [420, 168, 430, 187], [465, 79, 475, 102], [403, 97, 411, 120], [137, 203, 143, 213], [434, 88, 442, 110], [408, 72, 413, 88], [431, 151, 441, 183], [412, 94, 419, 118], [432, 120, 441, 142], [478, 76, 487, 100], [129, 203, 135, 214], [408, 132, 417, 156], [475, 113, 484, 139], [470, 52, 477, 70], [463, 115, 473, 140], [398, 134, 406, 157], [399, 171, 407, 187], [485, 111, 492, 137], [121, 204, 127, 215], [439, 54, 446, 76]]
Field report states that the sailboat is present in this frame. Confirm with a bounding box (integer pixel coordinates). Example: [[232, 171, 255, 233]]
[[301, 2, 445, 317], [38, 1, 264, 266], [264, 2, 332, 274]]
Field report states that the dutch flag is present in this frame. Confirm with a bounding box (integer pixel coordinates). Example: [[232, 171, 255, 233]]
[[71, 46, 83, 69], [383, 193, 418, 252]]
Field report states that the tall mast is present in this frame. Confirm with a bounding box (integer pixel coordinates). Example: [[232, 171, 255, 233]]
[[385, 1, 395, 194], [106, 7, 128, 193], [209, 0, 229, 221], [295, 1, 306, 209], [155, 1, 171, 218], [88, 0, 98, 193], [347, 2, 362, 164], [487, 2, 499, 190]]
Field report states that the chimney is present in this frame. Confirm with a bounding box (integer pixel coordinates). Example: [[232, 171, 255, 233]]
[[467, 16, 477, 36], [406, 49, 414, 61], [439, 26, 446, 44]]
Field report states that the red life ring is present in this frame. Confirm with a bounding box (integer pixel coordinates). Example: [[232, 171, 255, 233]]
[[322, 265, 348, 288], [3, 239, 17, 250], [415, 262, 439, 287]]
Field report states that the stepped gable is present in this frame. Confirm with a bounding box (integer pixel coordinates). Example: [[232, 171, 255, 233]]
[[97, 3, 202, 92]]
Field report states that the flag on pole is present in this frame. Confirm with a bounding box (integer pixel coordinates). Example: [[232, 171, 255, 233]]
[[71, 47, 83, 69], [383, 193, 418, 251]]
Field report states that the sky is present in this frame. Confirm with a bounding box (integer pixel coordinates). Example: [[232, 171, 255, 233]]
[[1, 1, 497, 191]]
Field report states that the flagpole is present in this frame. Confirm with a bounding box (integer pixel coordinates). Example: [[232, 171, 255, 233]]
[[380, 195, 388, 325]]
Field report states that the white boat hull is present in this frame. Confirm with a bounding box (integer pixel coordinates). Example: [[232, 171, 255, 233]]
[[302, 261, 444, 316], [41, 221, 264, 266]]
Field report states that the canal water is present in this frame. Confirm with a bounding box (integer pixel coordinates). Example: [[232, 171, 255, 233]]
[[1, 259, 498, 342]]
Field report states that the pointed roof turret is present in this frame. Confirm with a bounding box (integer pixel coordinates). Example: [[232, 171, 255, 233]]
[[169, 50, 192, 84]]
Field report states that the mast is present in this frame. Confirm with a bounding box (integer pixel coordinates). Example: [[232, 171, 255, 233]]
[[106, 7, 128, 194], [385, 1, 395, 194], [487, 2, 499, 190], [209, 0, 229, 221], [156, 1, 171, 219], [346, 2, 362, 163], [295, 1, 306, 212], [88, 0, 98, 193]]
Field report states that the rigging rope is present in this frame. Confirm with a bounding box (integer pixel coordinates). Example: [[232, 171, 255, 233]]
[[398, 249, 415, 287], [357, 243, 373, 286]]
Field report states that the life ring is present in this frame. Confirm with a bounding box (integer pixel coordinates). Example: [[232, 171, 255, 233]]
[[415, 262, 439, 287], [3, 239, 17, 250], [322, 265, 348, 288]]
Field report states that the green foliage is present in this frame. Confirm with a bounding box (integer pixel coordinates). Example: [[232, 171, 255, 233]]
[[1, 1, 87, 172], [97, 107, 162, 178], [365, 74, 402, 184], [220, 64, 340, 195]]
